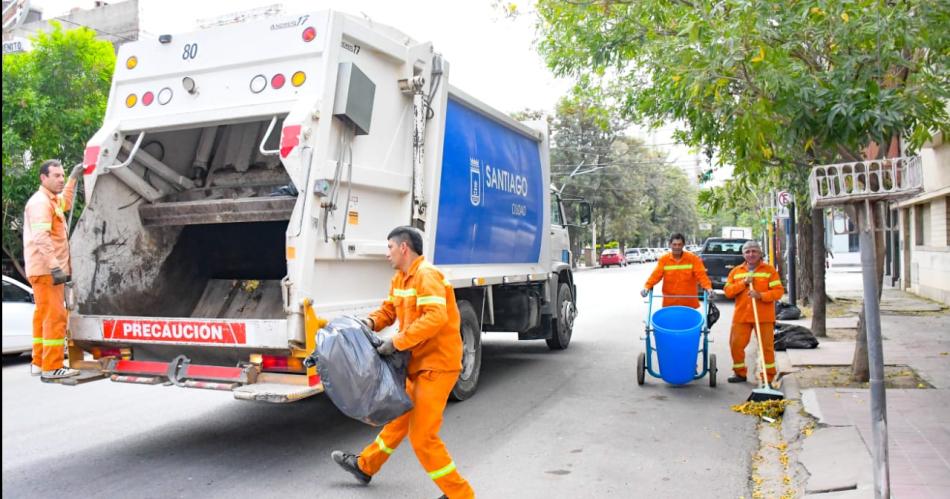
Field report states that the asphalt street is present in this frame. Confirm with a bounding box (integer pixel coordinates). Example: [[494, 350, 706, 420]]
[[2, 262, 757, 498]]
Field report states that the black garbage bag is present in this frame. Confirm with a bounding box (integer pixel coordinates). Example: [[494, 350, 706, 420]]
[[303, 316, 413, 426], [706, 300, 720, 329], [774, 322, 819, 351], [775, 301, 802, 321]]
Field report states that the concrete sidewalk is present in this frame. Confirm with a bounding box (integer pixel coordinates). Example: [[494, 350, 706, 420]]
[[779, 254, 950, 498]]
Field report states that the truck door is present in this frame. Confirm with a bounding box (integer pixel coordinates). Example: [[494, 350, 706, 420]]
[[550, 194, 571, 265]]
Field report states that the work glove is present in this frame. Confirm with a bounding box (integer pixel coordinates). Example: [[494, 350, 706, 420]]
[[70, 165, 84, 180], [640, 288, 650, 298], [51, 267, 71, 285], [376, 337, 397, 356]]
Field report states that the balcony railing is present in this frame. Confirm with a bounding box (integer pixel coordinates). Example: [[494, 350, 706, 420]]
[[808, 156, 922, 207]]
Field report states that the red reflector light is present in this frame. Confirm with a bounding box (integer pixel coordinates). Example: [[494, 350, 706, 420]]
[[83, 146, 100, 175], [302, 27, 316, 42], [261, 355, 288, 370], [280, 125, 301, 158], [142, 91, 154, 106], [271, 73, 286, 89]]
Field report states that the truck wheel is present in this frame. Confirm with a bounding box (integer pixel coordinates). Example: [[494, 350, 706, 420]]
[[450, 300, 482, 401], [546, 282, 575, 350]]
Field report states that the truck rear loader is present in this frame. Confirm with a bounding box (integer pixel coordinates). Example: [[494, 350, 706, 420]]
[[64, 10, 590, 403]]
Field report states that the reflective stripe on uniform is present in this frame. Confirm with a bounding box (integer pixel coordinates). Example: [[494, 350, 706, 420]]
[[375, 435, 394, 455], [42, 338, 65, 346], [734, 272, 771, 279], [733, 363, 746, 369], [33, 337, 43, 344], [31, 222, 52, 231], [428, 461, 457, 480], [417, 296, 446, 306], [392, 288, 417, 297], [769, 280, 782, 288], [764, 363, 775, 369], [664, 264, 693, 271], [385, 295, 394, 303]]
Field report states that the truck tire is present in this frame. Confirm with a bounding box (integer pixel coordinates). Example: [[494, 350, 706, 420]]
[[450, 300, 482, 401], [546, 282, 575, 350]]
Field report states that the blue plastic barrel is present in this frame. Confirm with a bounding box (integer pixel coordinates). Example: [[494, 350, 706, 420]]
[[651, 306, 703, 385]]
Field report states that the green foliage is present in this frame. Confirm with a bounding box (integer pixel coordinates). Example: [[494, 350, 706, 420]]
[[547, 95, 699, 249], [534, 0, 950, 206], [2, 23, 114, 277]]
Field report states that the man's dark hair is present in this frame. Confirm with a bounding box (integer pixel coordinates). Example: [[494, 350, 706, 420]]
[[39, 159, 63, 178], [387, 226, 424, 255], [669, 233, 686, 244]]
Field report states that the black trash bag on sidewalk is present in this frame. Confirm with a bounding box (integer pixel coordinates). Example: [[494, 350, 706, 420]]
[[774, 322, 819, 351], [304, 316, 412, 426], [775, 301, 802, 320]]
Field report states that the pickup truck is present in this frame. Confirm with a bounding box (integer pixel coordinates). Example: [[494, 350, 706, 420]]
[[700, 238, 751, 289]]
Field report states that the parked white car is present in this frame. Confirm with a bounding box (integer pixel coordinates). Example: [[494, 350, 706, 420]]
[[624, 248, 645, 264], [2, 275, 35, 357]]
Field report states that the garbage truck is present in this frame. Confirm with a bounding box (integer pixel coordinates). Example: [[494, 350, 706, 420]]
[[64, 10, 591, 403]]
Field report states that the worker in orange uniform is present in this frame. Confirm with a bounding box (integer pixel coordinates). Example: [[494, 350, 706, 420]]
[[23, 159, 83, 380], [331, 226, 474, 499], [723, 240, 785, 383], [641, 233, 713, 308]]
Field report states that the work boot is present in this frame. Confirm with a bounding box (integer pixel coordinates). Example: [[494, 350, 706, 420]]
[[30, 364, 42, 376], [727, 375, 746, 383], [41, 367, 79, 380], [331, 450, 371, 485]]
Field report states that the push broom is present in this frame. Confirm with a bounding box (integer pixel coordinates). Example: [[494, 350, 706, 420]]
[[748, 295, 784, 402]]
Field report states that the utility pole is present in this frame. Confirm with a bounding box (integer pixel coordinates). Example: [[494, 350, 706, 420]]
[[788, 201, 797, 306], [809, 156, 923, 499]]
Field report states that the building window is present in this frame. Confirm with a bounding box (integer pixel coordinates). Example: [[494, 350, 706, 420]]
[[914, 204, 929, 246]]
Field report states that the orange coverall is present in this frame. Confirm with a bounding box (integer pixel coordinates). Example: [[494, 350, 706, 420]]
[[23, 180, 77, 372], [644, 251, 712, 308], [723, 262, 784, 381], [360, 255, 473, 499]]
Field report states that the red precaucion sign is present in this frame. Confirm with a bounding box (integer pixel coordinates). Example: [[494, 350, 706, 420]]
[[103, 319, 247, 345]]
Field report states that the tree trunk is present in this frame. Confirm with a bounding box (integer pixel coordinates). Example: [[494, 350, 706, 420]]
[[796, 206, 814, 307], [811, 208, 827, 337], [2, 242, 28, 282], [851, 202, 888, 382]]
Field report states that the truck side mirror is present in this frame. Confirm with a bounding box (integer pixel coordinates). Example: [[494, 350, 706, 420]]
[[577, 202, 592, 226]]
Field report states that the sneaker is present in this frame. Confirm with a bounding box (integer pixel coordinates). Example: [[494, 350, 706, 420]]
[[331, 450, 371, 485], [30, 364, 42, 376], [41, 367, 80, 379], [727, 375, 747, 383]]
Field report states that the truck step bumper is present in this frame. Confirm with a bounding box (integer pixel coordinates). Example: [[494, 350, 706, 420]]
[[232, 382, 323, 403]]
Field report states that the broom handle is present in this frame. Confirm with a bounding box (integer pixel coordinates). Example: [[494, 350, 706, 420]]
[[750, 295, 770, 389]]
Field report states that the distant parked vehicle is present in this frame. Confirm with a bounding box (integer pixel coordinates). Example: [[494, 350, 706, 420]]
[[2, 275, 34, 358], [700, 238, 751, 289], [624, 248, 645, 264], [600, 249, 626, 268]]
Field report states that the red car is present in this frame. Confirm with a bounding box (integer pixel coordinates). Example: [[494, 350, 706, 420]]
[[599, 249, 626, 268]]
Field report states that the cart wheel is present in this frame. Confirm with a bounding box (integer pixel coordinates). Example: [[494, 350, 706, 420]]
[[637, 352, 646, 385], [709, 354, 717, 387]]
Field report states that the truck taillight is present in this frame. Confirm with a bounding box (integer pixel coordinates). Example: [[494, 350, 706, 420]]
[[280, 125, 301, 158], [157, 87, 172, 105], [250, 74, 266, 93], [271, 73, 286, 89], [142, 91, 154, 106], [125, 93, 137, 108], [126, 56, 137, 69], [292, 71, 306, 87], [261, 354, 304, 373], [302, 26, 316, 42], [83, 146, 100, 175]]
